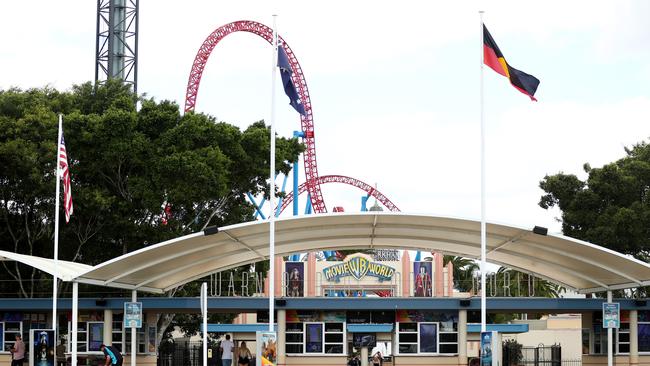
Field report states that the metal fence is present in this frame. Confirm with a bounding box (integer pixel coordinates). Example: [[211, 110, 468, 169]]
[[502, 343, 579, 366], [158, 341, 209, 366]]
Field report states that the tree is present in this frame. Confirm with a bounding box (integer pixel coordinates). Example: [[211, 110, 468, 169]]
[[539, 141, 650, 261], [0, 81, 304, 341], [443, 255, 479, 292]]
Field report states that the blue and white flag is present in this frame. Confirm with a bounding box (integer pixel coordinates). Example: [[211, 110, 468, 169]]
[[278, 45, 306, 116]]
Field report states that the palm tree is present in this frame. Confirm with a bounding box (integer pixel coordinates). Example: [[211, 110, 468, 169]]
[[443, 255, 479, 292]]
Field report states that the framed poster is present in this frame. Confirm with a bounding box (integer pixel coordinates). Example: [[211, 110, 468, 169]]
[[30, 329, 54, 366], [124, 302, 143, 328], [413, 262, 432, 297], [603, 302, 620, 329], [256, 331, 277, 366], [480, 331, 492, 366], [285, 262, 304, 297]]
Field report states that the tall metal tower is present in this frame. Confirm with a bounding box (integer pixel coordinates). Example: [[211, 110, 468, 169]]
[[95, 0, 139, 93]]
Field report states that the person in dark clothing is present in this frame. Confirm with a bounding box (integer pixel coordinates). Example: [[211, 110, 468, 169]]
[[100, 344, 124, 366]]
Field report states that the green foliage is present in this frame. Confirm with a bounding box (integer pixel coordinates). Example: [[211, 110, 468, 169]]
[[443, 255, 479, 292], [0, 80, 304, 297], [443, 256, 561, 297], [539, 141, 650, 261], [502, 338, 523, 366]]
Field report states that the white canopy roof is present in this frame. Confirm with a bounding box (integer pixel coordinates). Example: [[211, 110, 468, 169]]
[[72, 212, 650, 294], [0, 250, 92, 281]]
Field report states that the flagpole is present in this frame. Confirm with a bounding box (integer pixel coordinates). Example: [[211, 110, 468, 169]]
[[479, 10, 487, 334], [53, 114, 62, 337], [269, 14, 278, 333]]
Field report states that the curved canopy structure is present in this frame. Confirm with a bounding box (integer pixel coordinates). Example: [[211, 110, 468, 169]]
[[0, 250, 92, 281], [72, 213, 650, 294]]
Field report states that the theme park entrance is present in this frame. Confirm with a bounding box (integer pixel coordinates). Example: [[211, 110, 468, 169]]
[[3, 213, 650, 366]]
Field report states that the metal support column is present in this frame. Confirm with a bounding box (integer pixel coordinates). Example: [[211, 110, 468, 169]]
[[607, 291, 613, 366], [131, 290, 137, 366], [72, 282, 78, 366]]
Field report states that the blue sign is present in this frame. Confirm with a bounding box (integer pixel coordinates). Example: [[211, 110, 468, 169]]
[[125, 302, 143, 328], [322, 255, 395, 282], [603, 302, 620, 329]]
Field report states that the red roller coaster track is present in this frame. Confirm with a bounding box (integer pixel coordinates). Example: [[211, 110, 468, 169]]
[[184, 20, 399, 214], [279, 175, 399, 213]]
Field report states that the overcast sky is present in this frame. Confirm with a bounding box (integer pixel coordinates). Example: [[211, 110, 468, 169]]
[[1, 0, 649, 237]]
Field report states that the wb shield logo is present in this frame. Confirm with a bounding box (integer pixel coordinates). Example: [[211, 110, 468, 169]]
[[348, 256, 369, 280]]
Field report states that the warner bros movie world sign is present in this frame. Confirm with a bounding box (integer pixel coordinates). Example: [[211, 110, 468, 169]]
[[323, 254, 395, 282]]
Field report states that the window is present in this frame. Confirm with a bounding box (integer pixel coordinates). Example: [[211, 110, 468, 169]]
[[286, 323, 303, 354], [581, 328, 590, 354], [124, 325, 147, 354], [112, 315, 124, 352], [3, 321, 22, 353], [617, 323, 629, 354], [305, 323, 323, 353], [285, 322, 345, 355], [639, 323, 650, 352], [23, 313, 47, 334], [324, 323, 344, 354], [439, 320, 458, 354], [592, 321, 607, 354], [397, 322, 443, 355], [397, 323, 418, 354]]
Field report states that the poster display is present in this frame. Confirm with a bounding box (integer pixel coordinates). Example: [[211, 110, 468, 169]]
[[603, 302, 620, 329], [285, 262, 304, 297], [480, 331, 492, 366], [256, 331, 277, 366], [413, 262, 432, 297], [124, 302, 143, 328], [30, 329, 54, 366]]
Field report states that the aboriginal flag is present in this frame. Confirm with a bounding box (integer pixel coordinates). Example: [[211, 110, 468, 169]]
[[483, 24, 540, 101]]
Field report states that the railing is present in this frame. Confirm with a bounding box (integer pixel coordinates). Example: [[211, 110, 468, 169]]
[[158, 340, 205, 366], [503, 344, 567, 366]]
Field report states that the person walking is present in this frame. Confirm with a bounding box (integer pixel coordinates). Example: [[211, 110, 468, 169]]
[[100, 344, 123, 366], [237, 341, 252, 366], [56, 339, 67, 366], [10, 334, 25, 366], [220, 334, 234, 366]]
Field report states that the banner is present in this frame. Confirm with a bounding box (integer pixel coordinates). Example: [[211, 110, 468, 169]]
[[256, 331, 277, 366], [480, 331, 493, 366]]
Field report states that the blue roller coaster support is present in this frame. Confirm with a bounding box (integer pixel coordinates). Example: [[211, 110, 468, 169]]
[[361, 195, 371, 211], [293, 160, 299, 216], [292, 131, 304, 217], [305, 193, 312, 214], [275, 174, 288, 218], [247, 192, 267, 220]]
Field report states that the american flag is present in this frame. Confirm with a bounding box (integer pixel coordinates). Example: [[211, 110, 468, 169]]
[[59, 130, 73, 222]]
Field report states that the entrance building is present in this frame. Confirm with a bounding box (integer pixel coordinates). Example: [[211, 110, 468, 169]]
[[2, 212, 650, 366]]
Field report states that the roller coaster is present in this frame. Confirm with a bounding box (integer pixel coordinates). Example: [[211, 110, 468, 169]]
[[184, 20, 400, 215]]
